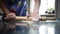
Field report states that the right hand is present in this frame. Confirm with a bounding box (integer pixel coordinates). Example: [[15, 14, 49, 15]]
[[31, 13, 39, 22]]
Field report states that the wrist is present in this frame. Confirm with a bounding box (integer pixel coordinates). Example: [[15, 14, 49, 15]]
[[6, 12, 10, 16]]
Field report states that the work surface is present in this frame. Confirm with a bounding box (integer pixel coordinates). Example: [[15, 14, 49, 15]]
[[16, 20, 60, 34], [0, 20, 60, 34]]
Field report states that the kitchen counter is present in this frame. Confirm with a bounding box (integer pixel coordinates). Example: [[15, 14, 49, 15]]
[[15, 20, 60, 34], [0, 20, 60, 34]]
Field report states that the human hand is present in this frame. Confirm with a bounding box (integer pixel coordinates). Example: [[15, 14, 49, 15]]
[[6, 13, 16, 19], [31, 13, 39, 22]]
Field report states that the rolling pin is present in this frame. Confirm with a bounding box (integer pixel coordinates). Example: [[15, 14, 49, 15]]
[[5, 16, 55, 21]]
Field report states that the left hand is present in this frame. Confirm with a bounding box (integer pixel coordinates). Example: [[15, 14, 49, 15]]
[[6, 13, 16, 19]]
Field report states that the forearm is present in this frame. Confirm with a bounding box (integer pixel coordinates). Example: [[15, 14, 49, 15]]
[[33, 0, 41, 13], [0, 1, 10, 15]]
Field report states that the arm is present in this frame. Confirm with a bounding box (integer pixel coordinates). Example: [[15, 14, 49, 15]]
[[0, 0, 16, 19], [33, 0, 41, 14], [0, 0, 10, 16], [31, 0, 41, 21]]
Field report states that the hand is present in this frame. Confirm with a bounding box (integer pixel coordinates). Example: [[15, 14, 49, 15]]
[[6, 13, 16, 19], [31, 13, 39, 22]]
